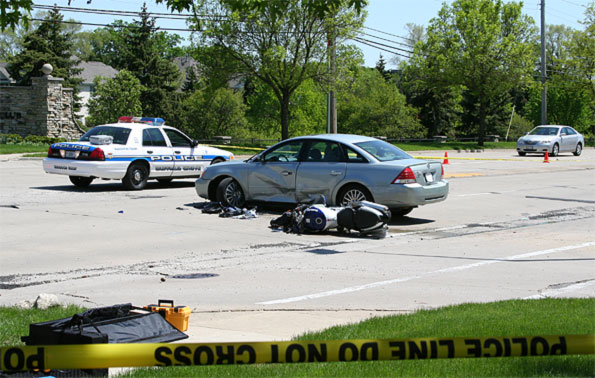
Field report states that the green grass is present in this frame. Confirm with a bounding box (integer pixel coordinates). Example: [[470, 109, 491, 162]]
[[0, 305, 87, 346], [118, 298, 595, 377], [0, 144, 49, 154]]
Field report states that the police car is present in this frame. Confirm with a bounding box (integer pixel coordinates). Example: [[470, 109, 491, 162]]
[[43, 117, 234, 190]]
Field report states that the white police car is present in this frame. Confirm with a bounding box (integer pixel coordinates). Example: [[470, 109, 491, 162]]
[[43, 117, 234, 190]]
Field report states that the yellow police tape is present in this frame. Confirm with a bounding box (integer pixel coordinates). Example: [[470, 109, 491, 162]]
[[1, 335, 593, 371]]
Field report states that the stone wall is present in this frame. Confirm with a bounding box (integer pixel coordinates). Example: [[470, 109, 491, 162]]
[[0, 74, 84, 140]]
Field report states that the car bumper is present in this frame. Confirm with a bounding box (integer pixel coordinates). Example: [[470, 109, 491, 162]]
[[516, 143, 550, 153], [195, 177, 211, 199], [373, 180, 449, 208], [43, 158, 128, 179]]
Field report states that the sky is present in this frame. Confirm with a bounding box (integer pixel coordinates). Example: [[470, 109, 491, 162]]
[[30, 0, 591, 68]]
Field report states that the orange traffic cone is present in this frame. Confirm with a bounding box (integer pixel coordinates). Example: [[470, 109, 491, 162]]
[[443, 151, 449, 165], [543, 151, 550, 163]]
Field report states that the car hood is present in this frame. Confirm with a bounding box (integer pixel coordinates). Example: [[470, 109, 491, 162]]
[[519, 135, 556, 142]]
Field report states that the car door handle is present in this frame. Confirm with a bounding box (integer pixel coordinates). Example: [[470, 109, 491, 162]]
[[147, 150, 153, 154], [281, 171, 293, 176], [174, 151, 181, 154], [330, 171, 342, 176]]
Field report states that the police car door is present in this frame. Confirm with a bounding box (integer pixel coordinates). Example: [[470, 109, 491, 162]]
[[142, 128, 174, 177], [163, 128, 203, 177]]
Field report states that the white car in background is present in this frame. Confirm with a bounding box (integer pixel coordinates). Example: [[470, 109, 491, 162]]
[[43, 117, 234, 190], [516, 125, 584, 157]]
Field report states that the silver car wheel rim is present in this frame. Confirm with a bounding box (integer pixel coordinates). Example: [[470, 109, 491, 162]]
[[342, 189, 367, 205], [577, 145, 582, 154], [553, 145, 558, 155], [224, 181, 243, 207], [133, 170, 143, 183]]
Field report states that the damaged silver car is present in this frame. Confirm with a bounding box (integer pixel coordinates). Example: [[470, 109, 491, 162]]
[[195, 134, 449, 217]]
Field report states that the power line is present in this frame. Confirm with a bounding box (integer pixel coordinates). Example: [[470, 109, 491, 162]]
[[358, 31, 413, 49], [363, 26, 414, 43], [29, 18, 198, 32], [354, 36, 414, 55], [352, 37, 411, 59]]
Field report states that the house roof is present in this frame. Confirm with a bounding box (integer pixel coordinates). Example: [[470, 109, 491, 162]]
[[75, 61, 118, 84]]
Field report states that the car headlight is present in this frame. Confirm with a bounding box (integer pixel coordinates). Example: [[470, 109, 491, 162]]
[[541, 140, 551, 145]]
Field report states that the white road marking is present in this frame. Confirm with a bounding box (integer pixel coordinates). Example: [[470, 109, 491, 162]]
[[524, 280, 595, 299], [257, 242, 595, 305]]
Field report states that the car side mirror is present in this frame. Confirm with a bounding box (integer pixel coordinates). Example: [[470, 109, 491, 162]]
[[191, 140, 199, 147]]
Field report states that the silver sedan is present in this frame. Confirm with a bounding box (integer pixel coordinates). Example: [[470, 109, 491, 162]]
[[195, 134, 449, 217], [516, 125, 584, 156]]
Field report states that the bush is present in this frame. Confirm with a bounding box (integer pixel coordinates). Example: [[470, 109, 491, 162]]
[[0, 134, 24, 144], [23, 135, 65, 145], [0, 134, 66, 145]]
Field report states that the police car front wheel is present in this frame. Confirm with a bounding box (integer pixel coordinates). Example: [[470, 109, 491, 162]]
[[123, 163, 148, 190], [69, 176, 94, 188]]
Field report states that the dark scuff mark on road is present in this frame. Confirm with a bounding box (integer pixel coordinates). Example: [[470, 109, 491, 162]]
[[525, 196, 595, 204]]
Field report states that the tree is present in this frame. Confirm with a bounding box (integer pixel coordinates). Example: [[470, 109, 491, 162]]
[[421, 0, 536, 145], [375, 54, 391, 82], [189, 0, 364, 140], [184, 87, 248, 139], [337, 68, 423, 138], [0, 0, 31, 31], [7, 7, 82, 90], [157, 0, 367, 19], [86, 70, 143, 127]]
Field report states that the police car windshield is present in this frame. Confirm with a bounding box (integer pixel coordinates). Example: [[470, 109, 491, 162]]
[[355, 140, 411, 162], [80, 126, 131, 145]]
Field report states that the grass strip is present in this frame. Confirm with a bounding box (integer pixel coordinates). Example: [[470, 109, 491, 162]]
[[117, 298, 594, 377]]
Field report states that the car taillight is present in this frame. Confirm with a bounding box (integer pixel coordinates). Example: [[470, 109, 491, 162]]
[[392, 167, 417, 184], [47, 146, 53, 157], [89, 148, 105, 161], [441, 164, 444, 176]]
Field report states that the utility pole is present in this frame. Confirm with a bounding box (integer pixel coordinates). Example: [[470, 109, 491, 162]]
[[326, 21, 337, 134], [540, 0, 547, 125]]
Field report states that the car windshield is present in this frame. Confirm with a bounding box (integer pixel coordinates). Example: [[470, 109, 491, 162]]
[[80, 126, 131, 145], [354, 140, 411, 162], [528, 127, 559, 136]]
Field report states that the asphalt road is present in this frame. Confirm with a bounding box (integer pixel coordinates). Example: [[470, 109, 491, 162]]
[[1, 149, 594, 342]]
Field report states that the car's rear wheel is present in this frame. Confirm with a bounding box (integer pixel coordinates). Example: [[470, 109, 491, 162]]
[[216, 178, 245, 207], [338, 184, 373, 206], [574, 143, 582, 156], [517, 151, 526, 156], [69, 176, 94, 187], [551, 143, 559, 157], [123, 162, 148, 190]]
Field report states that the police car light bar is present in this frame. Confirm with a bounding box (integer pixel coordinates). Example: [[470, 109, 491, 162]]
[[118, 116, 165, 126]]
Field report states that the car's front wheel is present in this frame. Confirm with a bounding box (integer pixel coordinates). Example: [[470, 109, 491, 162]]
[[574, 143, 582, 156], [551, 143, 559, 157], [211, 158, 225, 165], [338, 184, 373, 206], [123, 162, 148, 190], [69, 176, 94, 187], [216, 178, 245, 207]]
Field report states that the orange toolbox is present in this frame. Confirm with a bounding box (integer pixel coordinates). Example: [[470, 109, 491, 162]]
[[144, 299, 191, 332]]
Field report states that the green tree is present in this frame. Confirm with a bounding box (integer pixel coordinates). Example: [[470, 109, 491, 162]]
[[86, 70, 143, 127], [7, 6, 82, 91], [184, 87, 248, 139], [190, 0, 364, 140], [0, 0, 31, 31], [337, 68, 423, 138], [375, 54, 391, 82], [421, 0, 536, 145]]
